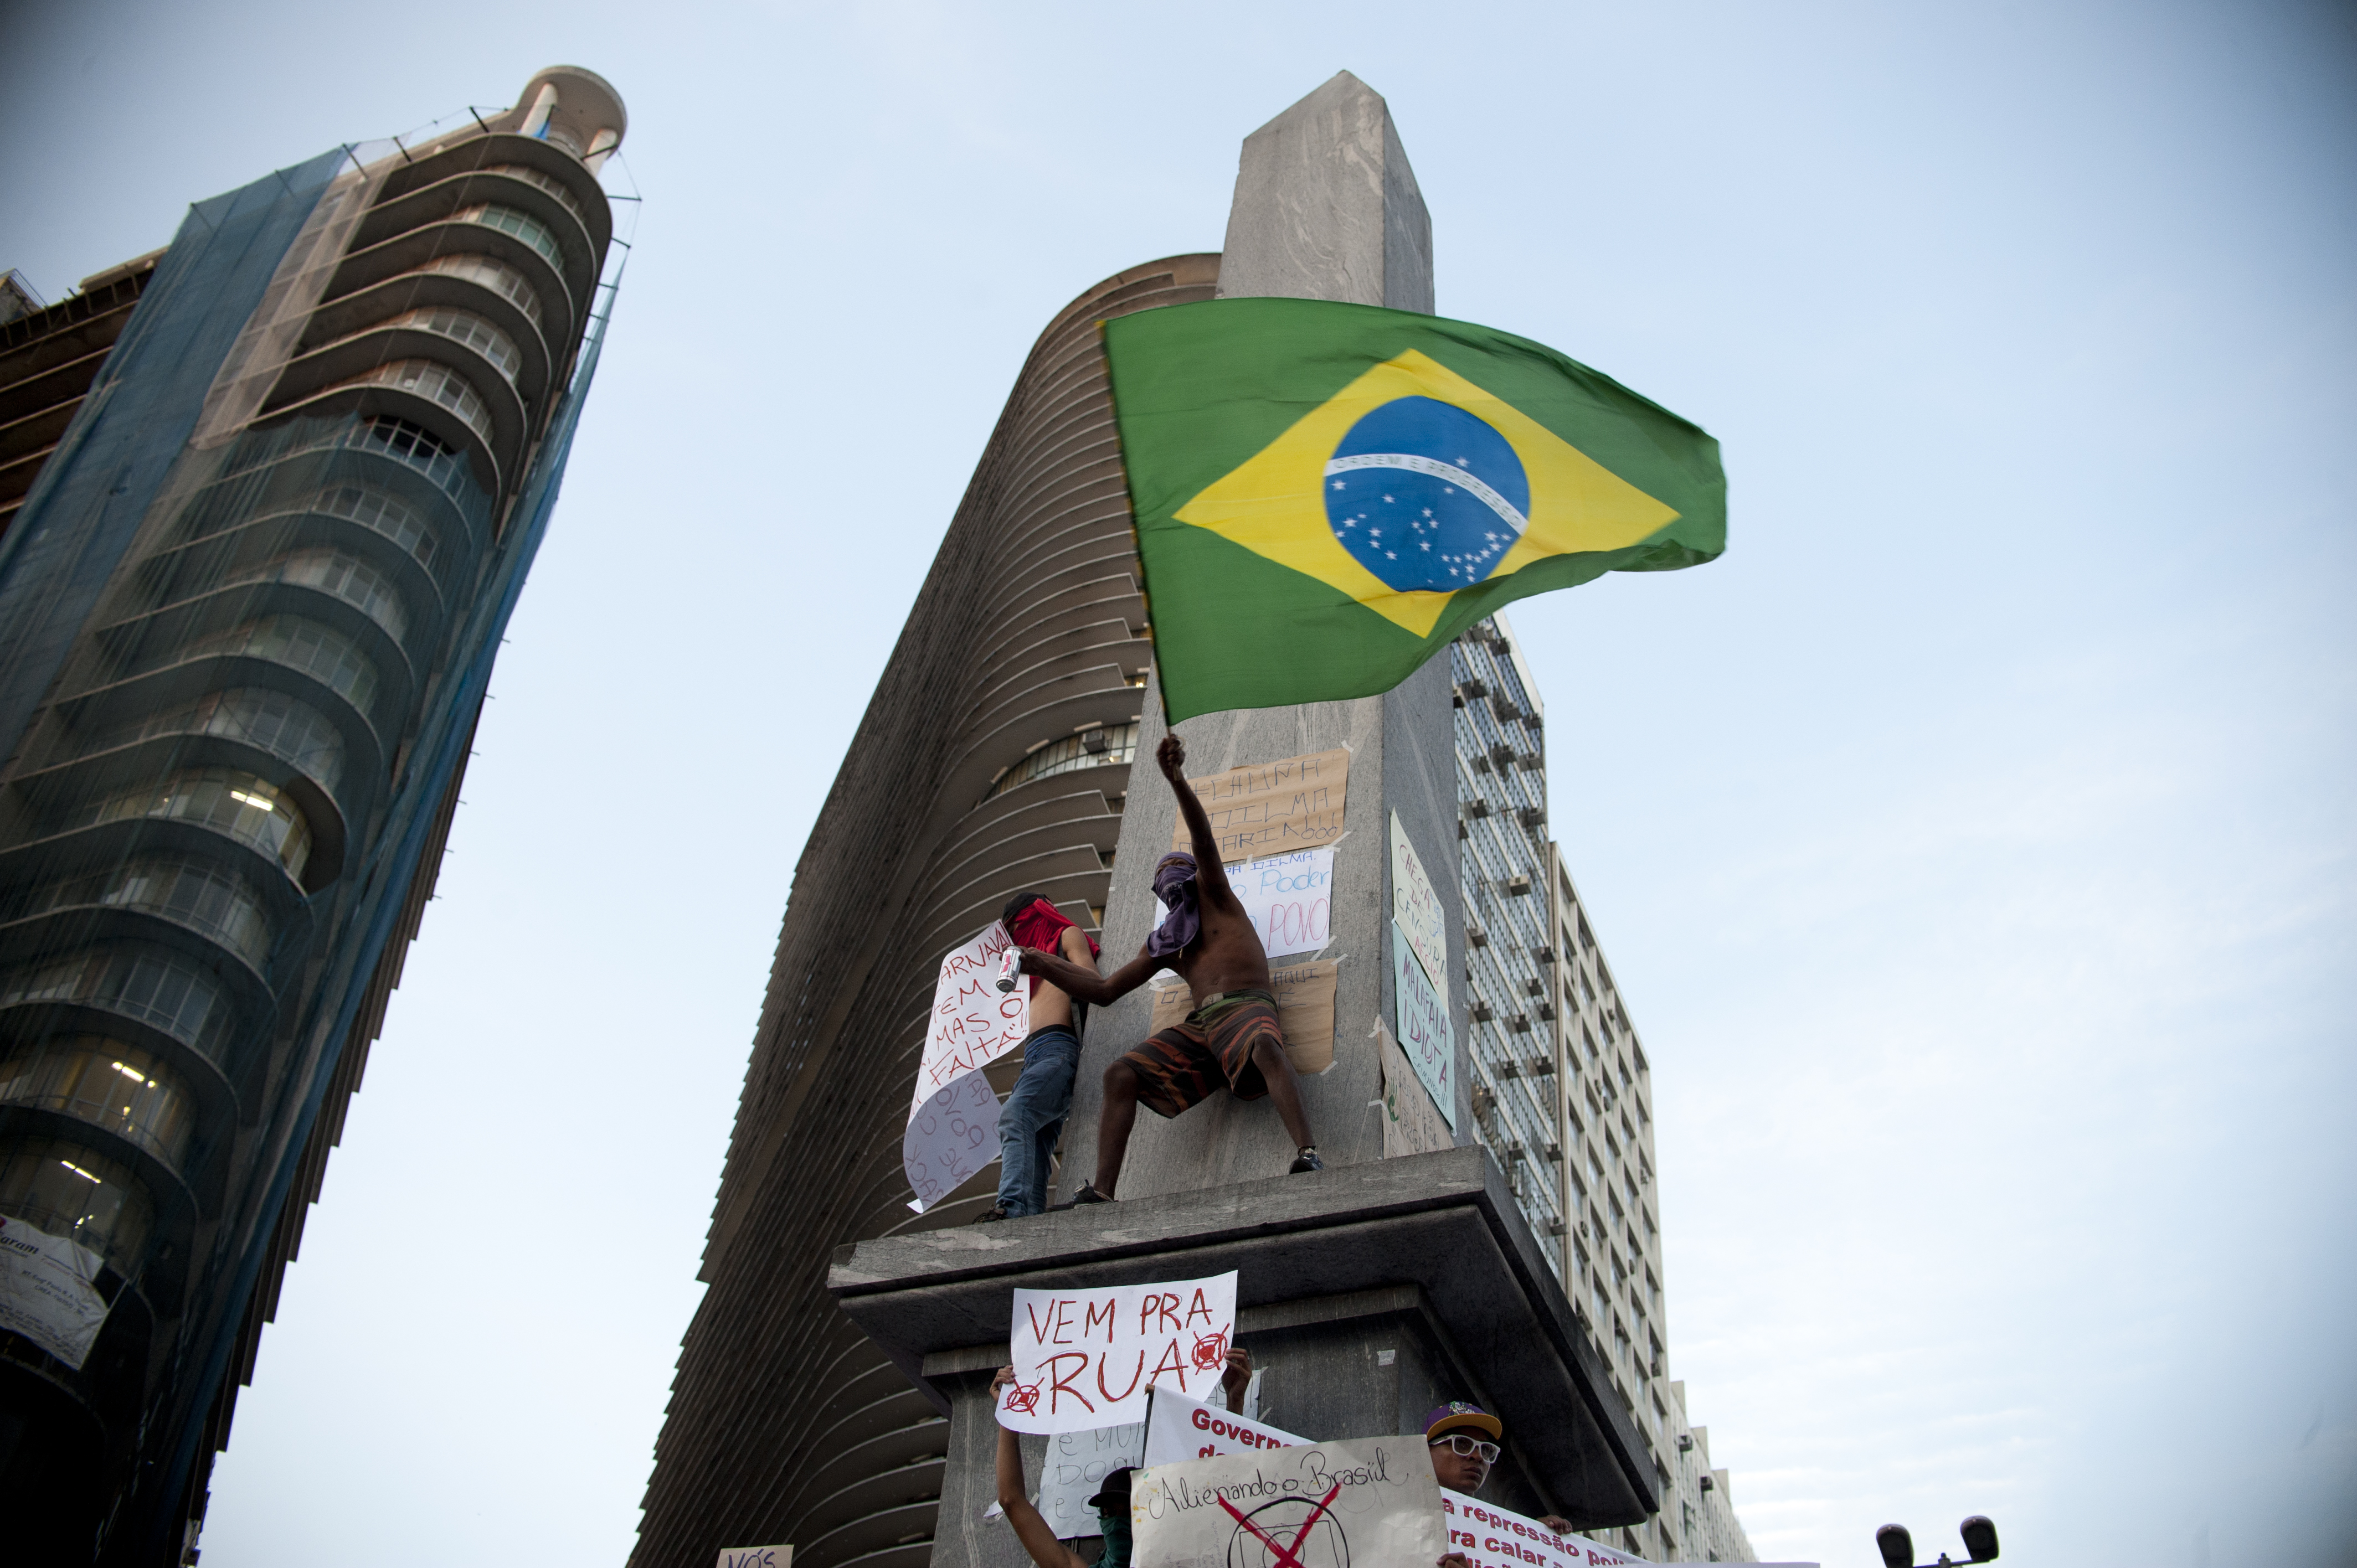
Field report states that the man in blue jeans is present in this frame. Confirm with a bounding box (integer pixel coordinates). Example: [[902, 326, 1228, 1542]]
[[976, 891, 1101, 1221]]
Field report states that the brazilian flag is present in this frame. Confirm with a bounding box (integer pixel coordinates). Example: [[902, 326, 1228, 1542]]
[[1102, 297, 1725, 723]]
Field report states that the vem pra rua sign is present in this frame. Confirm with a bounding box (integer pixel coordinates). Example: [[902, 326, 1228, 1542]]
[[912, 921, 1028, 1120], [715, 1548, 790, 1568], [1131, 1435, 1444, 1568], [997, 1272, 1238, 1435], [1143, 1388, 1306, 1468]]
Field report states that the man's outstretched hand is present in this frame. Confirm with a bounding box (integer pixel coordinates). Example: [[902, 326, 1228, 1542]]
[[1157, 732, 1186, 782]]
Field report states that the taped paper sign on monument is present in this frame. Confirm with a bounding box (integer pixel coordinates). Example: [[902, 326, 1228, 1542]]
[[0, 1214, 112, 1369], [902, 1068, 1002, 1214], [1388, 813, 1448, 1010], [1442, 1491, 1640, 1568], [1148, 961, 1338, 1075], [1143, 1389, 1306, 1468], [999, 1271, 1238, 1434], [1170, 748, 1350, 863], [1391, 920, 1457, 1129], [1157, 849, 1335, 962], [1376, 1022, 1452, 1157], [913, 921, 1028, 1117], [1131, 1434, 1445, 1568]]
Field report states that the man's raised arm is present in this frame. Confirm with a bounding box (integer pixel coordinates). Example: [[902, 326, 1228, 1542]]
[[1020, 941, 1155, 1004], [1159, 733, 1241, 914]]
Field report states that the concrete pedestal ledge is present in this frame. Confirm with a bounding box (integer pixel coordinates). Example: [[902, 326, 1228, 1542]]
[[828, 1146, 1657, 1531]]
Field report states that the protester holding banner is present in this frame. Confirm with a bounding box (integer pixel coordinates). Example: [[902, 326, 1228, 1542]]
[[994, 1366, 1136, 1568], [976, 891, 1104, 1221], [1423, 1402, 1581, 1551], [1017, 732, 1322, 1203]]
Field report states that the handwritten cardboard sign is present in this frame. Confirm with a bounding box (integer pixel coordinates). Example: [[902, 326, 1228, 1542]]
[[1376, 1022, 1452, 1158], [912, 921, 1027, 1119], [1144, 1389, 1306, 1468], [1442, 1490, 1639, 1568], [1038, 1419, 1149, 1539], [1146, 961, 1339, 1075], [999, 1272, 1238, 1435], [1132, 1435, 1445, 1568], [1170, 748, 1350, 864], [1389, 813, 1448, 1010], [902, 1068, 1002, 1214], [1156, 849, 1336, 962], [1391, 921, 1457, 1130], [715, 1549, 792, 1568]]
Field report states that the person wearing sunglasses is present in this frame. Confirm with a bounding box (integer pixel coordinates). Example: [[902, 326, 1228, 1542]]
[[1423, 1402, 1578, 1535]]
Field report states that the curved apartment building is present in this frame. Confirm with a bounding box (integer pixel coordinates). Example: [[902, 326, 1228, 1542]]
[[0, 68, 625, 1564], [632, 255, 1220, 1568]]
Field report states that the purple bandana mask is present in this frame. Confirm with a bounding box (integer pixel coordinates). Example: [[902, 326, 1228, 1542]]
[[1148, 852, 1201, 960]]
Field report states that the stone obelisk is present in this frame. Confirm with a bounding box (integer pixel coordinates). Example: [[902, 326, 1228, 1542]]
[[830, 75, 1656, 1565]]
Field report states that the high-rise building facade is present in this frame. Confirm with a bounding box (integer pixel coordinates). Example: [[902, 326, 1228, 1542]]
[[635, 253, 1217, 1568], [1450, 616, 1757, 1562], [0, 67, 626, 1565]]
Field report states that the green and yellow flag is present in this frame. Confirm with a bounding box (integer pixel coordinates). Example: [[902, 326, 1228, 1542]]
[[1103, 297, 1725, 722]]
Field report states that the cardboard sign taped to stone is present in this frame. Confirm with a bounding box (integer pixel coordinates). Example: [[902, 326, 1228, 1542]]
[[1146, 961, 1338, 1075], [1170, 747, 1349, 863], [1132, 1434, 1444, 1568]]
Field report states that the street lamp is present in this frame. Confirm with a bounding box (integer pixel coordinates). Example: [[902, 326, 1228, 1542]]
[[1876, 1517, 1999, 1567]]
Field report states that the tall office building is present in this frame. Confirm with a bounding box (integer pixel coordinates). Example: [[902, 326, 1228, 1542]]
[[0, 67, 627, 1565], [635, 253, 1214, 1568], [1450, 616, 1757, 1563]]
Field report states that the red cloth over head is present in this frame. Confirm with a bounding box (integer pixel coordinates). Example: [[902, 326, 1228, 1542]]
[[1008, 898, 1099, 998]]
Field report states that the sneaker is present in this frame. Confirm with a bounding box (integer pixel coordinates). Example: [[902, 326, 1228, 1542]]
[[1289, 1147, 1324, 1174], [971, 1206, 1011, 1224], [1052, 1182, 1113, 1209]]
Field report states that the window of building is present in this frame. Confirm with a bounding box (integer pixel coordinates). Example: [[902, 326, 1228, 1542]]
[[478, 163, 594, 233], [85, 687, 348, 799], [0, 1134, 153, 1272], [379, 306, 525, 387], [0, 1036, 197, 1168], [331, 359, 495, 449], [23, 856, 275, 967], [410, 252, 544, 329], [454, 203, 565, 270], [71, 768, 315, 886], [179, 615, 382, 724], [0, 948, 231, 1061], [253, 548, 411, 644], [990, 721, 1140, 799]]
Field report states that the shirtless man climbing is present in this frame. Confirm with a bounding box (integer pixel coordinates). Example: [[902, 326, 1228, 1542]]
[[1016, 732, 1322, 1203]]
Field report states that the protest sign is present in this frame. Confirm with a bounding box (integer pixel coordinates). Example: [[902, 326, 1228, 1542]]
[[998, 1272, 1238, 1434], [1144, 1389, 1306, 1468], [1133, 1435, 1444, 1568], [716, 1549, 791, 1568], [1147, 961, 1338, 1075], [1377, 1022, 1453, 1157], [0, 1213, 113, 1369], [902, 1068, 1002, 1214], [1389, 813, 1449, 1010], [1391, 921, 1457, 1129], [1442, 1490, 1639, 1568], [912, 922, 1027, 1118], [1036, 1419, 1149, 1538], [1156, 849, 1336, 961], [1170, 748, 1350, 863]]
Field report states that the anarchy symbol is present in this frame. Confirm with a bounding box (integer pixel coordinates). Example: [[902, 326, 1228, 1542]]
[[1191, 1329, 1231, 1373], [1005, 1381, 1042, 1415]]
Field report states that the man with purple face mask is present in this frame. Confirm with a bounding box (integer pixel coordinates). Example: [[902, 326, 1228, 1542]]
[[1015, 732, 1322, 1203]]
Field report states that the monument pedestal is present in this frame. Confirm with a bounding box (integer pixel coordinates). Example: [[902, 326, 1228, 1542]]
[[828, 1147, 1656, 1568]]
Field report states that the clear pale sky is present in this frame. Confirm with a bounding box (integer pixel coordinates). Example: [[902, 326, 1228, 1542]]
[[4, 3, 2352, 1565]]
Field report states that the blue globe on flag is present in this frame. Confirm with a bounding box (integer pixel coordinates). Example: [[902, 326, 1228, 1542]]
[[1322, 395, 1530, 592]]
